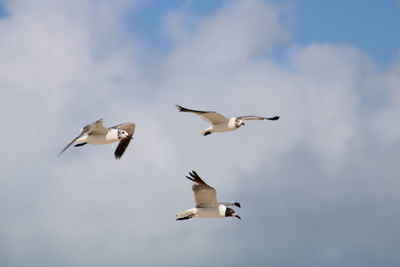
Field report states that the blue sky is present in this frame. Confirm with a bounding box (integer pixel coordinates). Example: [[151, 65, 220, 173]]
[[2, 0, 398, 64], [0, 1, 400, 266], [126, 0, 400, 65], [295, 0, 400, 65]]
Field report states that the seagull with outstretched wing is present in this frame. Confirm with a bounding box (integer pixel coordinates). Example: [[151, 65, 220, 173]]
[[176, 171, 241, 220], [59, 119, 135, 159], [176, 104, 279, 135]]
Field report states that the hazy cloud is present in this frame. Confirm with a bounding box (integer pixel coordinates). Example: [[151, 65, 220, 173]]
[[0, 0, 399, 266]]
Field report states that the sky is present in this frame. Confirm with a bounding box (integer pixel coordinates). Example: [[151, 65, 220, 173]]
[[0, 0, 399, 266]]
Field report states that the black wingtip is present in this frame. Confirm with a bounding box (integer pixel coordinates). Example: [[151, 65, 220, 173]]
[[268, 116, 280, 120], [186, 170, 200, 182], [191, 170, 200, 178], [186, 172, 195, 181], [234, 202, 241, 208], [114, 151, 122, 160], [176, 104, 184, 112], [113, 136, 132, 160]]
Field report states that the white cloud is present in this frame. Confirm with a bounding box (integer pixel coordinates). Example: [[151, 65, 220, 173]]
[[374, 58, 400, 143]]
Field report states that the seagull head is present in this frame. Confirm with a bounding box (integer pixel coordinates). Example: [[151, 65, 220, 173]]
[[118, 130, 129, 139], [235, 119, 245, 128], [225, 207, 241, 220]]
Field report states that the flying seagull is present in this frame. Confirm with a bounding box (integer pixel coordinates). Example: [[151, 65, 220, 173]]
[[176, 170, 241, 220], [59, 119, 135, 159], [176, 104, 279, 136]]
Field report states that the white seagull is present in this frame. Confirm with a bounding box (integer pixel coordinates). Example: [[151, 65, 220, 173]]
[[176, 171, 241, 220], [176, 104, 279, 136], [59, 119, 135, 159]]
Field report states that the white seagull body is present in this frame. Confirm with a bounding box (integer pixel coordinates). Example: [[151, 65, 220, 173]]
[[59, 119, 135, 159], [176, 104, 279, 136], [176, 171, 241, 220]]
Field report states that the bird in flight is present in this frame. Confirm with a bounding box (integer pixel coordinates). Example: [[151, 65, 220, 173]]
[[176, 170, 241, 220], [59, 119, 135, 159], [176, 104, 279, 136]]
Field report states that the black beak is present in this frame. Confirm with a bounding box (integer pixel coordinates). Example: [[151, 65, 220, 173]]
[[241, 123, 245, 126], [234, 214, 241, 220]]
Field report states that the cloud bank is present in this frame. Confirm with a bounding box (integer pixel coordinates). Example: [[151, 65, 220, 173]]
[[0, 0, 399, 266]]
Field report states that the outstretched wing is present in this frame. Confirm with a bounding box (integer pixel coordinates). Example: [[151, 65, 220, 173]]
[[176, 105, 229, 125], [185, 170, 218, 208], [58, 118, 106, 156], [236, 115, 280, 121], [114, 137, 132, 159], [88, 119, 108, 134], [110, 122, 135, 159]]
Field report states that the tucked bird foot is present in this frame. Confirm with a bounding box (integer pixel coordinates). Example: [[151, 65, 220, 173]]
[[176, 215, 193, 221], [176, 217, 189, 221], [74, 142, 87, 147]]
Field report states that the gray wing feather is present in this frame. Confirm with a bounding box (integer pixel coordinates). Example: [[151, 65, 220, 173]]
[[58, 134, 83, 156], [88, 119, 108, 134], [176, 105, 229, 125], [176, 104, 214, 114], [237, 115, 280, 121], [58, 118, 104, 156], [185, 171, 218, 208]]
